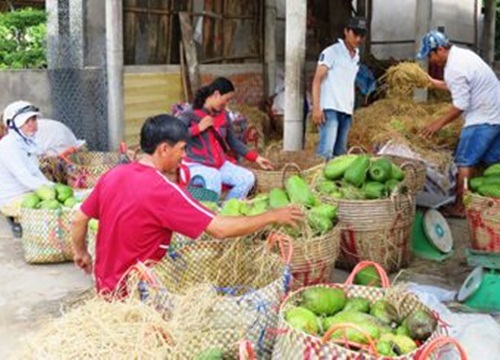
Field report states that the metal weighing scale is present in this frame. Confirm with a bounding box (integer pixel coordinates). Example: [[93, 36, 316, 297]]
[[412, 209, 454, 261]]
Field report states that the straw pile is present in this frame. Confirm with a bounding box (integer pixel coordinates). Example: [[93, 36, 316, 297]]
[[16, 298, 173, 360], [230, 103, 270, 151], [350, 98, 462, 170], [381, 62, 431, 99]]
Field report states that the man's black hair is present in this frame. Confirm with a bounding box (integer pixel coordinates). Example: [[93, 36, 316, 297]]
[[140, 114, 189, 154]]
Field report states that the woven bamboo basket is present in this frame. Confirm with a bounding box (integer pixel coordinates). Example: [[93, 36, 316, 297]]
[[20, 207, 74, 264], [464, 190, 500, 252], [336, 190, 416, 272], [126, 238, 291, 359], [272, 261, 461, 360], [246, 144, 324, 193], [268, 226, 341, 290], [63, 151, 121, 189]]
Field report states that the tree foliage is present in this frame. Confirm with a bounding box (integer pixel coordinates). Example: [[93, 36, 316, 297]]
[[0, 8, 47, 69]]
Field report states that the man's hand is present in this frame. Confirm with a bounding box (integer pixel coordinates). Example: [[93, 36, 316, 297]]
[[198, 116, 214, 132], [74, 250, 93, 274], [420, 119, 444, 139], [271, 205, 305, 227], [256, 156, 274, 170], [312, 108, 325, 126]]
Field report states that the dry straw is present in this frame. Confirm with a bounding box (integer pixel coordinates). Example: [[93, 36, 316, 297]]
[[381, 62, 431, 99], [350, 98, 461, 171], [16, 297, 173, 360]]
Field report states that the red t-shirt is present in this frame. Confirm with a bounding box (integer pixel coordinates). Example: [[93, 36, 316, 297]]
[[81, 162, 215, 293]]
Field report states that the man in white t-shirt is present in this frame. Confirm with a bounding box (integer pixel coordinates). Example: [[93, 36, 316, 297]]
[[312, 17, 367, 159], [417, 30, 500, 217]]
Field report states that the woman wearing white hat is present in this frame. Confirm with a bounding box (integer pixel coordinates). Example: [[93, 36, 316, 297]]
[[0, 100, 53, 237]]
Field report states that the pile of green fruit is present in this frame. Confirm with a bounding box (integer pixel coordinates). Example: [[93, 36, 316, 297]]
[[316, 155, 406, 200], [21, 184, 79, 210], [284, 286, 437, 357], [468, 163, 500, 198], [216, 175, 337, 236]]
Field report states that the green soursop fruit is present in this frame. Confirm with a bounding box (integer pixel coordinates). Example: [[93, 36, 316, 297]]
[[21, 193, 41, 209], [55, 184, 74, 203], [35, 185, 56, 201]]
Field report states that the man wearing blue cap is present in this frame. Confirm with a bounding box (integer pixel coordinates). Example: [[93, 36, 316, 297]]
[[417, 30, 500, 217], [312, 17, 367, 160]]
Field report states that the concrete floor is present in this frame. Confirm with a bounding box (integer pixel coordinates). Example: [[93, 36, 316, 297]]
[[0, 216, 93, 359], [0, 213, 475, 359]]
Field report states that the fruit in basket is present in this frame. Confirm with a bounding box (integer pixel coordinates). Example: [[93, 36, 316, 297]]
[[200, 201, 218, 212], [35, 185, 56, 201], [406, 309, 437, 341], [376, 340, 397, 356], [286, 175, 315, 207], [379, 333, 417, 355], [285, 306, 320, 335], [353, 265, 382, 287], [385, 178, 401, 193], [301, 287, 346, 316], [343, 297, 371, 313], [309, 204, 337, 220], [55, 183, 74, 202], [395, 321, 411, 337], [478, 183, 500, 198], [322, 311, 381, 344], [363, 181, 386, 199], [307, 213, 333, 234], [343, 155, 370, 188], [390, 163, 405, 181], [481, 176, 500, 186], [324, 154, 358, 180], [369, 158, 393, 182], [21, 193, 41, 209], [195, 347, 224, 360], [484, 163, 500, 177], [247, 198, 269, 216], [88, 219, 99, 232], [269, 188, 290, 209], [39, 199, 62, 210], [63, 197, 79, 208], [469, 176, 485, 192], [370, 300, 399, 325], [316, 180, 337, 195], [219, 198, 242, 216]]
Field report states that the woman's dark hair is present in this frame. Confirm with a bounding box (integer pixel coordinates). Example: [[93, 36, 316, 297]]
[[140, 114, 188, 154], [192, 77, 235, 109]]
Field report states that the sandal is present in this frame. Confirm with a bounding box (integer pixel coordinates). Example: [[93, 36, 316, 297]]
[[6, 217, 22, 238]]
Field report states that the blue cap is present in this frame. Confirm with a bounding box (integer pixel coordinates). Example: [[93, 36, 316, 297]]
[[416, 30, 450, 59]]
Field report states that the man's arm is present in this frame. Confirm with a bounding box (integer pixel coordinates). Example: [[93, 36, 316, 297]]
[[428, 76, 449, 91], [420, 106, 463, 139], [72, 209, 92, 274], [312, 65, 328, 125], [205, 206, 303, 239]]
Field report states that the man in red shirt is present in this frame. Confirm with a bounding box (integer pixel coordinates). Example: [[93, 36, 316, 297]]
[[72, 114, 303, 293]]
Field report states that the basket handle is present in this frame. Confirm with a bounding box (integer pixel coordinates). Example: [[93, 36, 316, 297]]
[[347, 146, 367, 155], [239, 340, 256, 360], [321, 323, 379, 357], [400, 161, 418, 194], [418, 336, 467, 359], [59, 146, 80, 164], [344, 260, 391, 288], [266, 231, 294, 265], [264, 143, 282, 158], [281, 162, 302, 188]]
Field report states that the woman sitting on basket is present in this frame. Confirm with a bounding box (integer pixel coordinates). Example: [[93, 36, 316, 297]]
[[178, 77, 273, 199], [0, 101, 54, 238]]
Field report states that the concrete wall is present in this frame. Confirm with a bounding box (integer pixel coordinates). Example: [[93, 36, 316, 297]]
[[371, 0, 478, 59], [0, 70, 53, 118]]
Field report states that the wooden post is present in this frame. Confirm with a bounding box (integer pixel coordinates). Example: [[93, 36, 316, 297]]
[[482, 0, 496, 65], [264, 0, 277, 97], [106, 0, 124, 151], [284, 0, 306, 151], [179, 12, 201, 95], [414, 0, 432, 102]]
